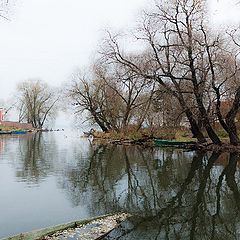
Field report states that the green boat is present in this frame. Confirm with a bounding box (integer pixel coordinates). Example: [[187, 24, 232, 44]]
[[154, 139, 196, 147], [11, 130, 27, 134]]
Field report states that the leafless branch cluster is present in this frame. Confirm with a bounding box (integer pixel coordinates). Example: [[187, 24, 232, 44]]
[[69, 0, 240, 145], [17, 79, 59, 129]]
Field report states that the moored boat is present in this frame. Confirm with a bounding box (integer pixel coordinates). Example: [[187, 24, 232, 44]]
[[0, 131, 12, 134], [11, 130, 27, 134], [154, 139, 196, 147]]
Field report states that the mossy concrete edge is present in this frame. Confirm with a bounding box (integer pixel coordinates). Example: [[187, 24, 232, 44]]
[[1, 214, 112, 240]]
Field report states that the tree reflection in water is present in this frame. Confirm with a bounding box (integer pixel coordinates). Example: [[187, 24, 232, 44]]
[[57, 144, 240, 239], [14, 133, 57, 184]]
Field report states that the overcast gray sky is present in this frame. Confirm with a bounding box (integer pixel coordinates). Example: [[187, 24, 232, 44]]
[[0, 0, 240, 127], [0, 0, 240, 100], [0, 0, 149, 100]]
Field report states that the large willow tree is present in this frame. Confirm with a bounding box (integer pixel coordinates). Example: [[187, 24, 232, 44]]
[[17, 79, 59, 129]]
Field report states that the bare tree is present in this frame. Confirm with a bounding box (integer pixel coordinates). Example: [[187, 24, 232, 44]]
[[201, 26, 240, 145], [17, 79, 59, 129], [94, 59, 156, 130], [68, 72, 114, 132], [101, 1, 214, 143], [68, 0, 240, 146], [68, 59, 156, 132], [99, 0, 240, 145]]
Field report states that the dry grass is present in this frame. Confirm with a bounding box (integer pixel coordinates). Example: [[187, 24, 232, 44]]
[[92, 127, 193, 142], [90, 126, 240, 146]]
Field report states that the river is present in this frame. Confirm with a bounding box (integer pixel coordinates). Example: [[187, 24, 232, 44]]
[[0, 131, 240, 239]]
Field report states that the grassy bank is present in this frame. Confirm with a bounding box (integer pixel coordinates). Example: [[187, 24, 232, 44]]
[[0, 125, 30, 133], [89, 127, 240, 148], [90, 127, 194, 144]]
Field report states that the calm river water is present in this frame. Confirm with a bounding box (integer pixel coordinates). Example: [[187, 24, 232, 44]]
[[0, 131, 240, 239]]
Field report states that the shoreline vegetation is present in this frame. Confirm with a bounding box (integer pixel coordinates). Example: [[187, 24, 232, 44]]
[[86, 127, 240, 152], [1, 125, 240, 152]]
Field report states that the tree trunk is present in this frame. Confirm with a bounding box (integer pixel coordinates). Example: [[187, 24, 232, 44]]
[[93, 115, 108, 132], [189, 67, 221, 144], [176, 93, 206, 143], [185, 108, 206, 143], [225, 87, 240, 145], [198, 101, 221, 145], [186, 24, 221, 145], [227, 129, 239, 145]]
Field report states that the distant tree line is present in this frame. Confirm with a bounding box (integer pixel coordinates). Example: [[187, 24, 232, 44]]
[[69, 0, 240, 145]]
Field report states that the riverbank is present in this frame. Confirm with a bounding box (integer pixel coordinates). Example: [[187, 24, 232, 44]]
[[88, 127, 192, 146], [88, 129, 240, 152], [0, 126, 31, 134], [90, 127, 191, 141]]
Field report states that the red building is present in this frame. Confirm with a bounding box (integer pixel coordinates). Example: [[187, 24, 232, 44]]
[[0, 108, 33, 130]]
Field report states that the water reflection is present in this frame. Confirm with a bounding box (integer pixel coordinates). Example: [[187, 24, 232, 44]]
[[0, 132, 91, 238], [0, 137, 5, 154], [57, 145, 240, 239], [96, 150, 240, 240], [1, 132, 240, 239], [14, 133, 57, 183]]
